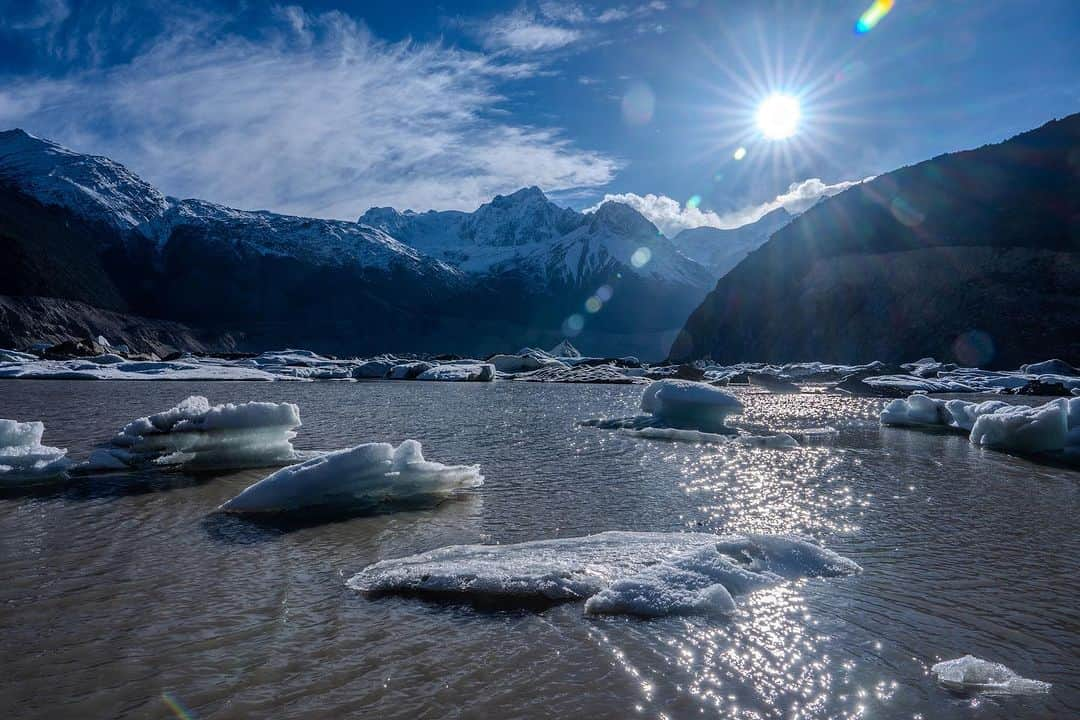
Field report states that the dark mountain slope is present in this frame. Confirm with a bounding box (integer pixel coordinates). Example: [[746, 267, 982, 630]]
[[670, 114, 1080, 368]]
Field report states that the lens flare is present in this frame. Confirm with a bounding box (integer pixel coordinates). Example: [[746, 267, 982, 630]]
[[630, 247, 652, 268], [855, 0, 894, 33], [585, 296, 602, 313], [733, 146, 747, 160], [756, 94, 800, 139], [621, 82, 656, 125], [687, 195, 702, 209]]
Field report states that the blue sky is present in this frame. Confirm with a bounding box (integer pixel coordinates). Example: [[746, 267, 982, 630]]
[[0, 0, 1076, 234]]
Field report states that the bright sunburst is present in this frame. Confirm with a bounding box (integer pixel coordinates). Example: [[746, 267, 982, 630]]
[[756, 94, 801, 139]]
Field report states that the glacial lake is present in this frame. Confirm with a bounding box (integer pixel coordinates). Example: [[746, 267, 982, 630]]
[[0, 380, 1077, 719]]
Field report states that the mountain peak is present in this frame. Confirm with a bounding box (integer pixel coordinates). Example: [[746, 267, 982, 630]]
[[495, 186, 547, 203], [589, 200, 660, 237]]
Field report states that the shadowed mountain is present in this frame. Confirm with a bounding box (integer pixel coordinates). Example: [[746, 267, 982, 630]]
[[0, 130, 714, 358], [669, 114, 1080, 368]]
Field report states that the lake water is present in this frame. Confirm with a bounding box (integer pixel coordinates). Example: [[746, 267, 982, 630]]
[[0, 380, 1076, 719]]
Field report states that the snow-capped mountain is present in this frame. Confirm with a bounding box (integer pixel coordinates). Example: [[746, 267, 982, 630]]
[[0, 129, 714, 358], [670, 206, 793, 278]]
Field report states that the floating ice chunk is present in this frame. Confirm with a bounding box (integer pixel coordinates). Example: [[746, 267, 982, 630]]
[[970, 399, 1069, 454], [621, 427, 734, 443], [348, 531, 859, 617], [747, 373, 801, 393], [942, 400, 1012, 432], [87, 396, 301, 471], [931, 655, 1051, 695], [0, 348, 38, 362], [388, 361, 433, 379], [865, 375, 976, 394], [735, 433, 799, 449], [641, 379, 743, 431], [880, 395, 949, 427], [0, 419, 71, 484], [416, 363, 495, 382], [1020, 359, 1078, 376], [353, 360, 394, 379], [220, 440, 482, 513]]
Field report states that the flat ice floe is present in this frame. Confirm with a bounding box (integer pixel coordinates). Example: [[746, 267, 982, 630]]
[[219, 440, 482, 513], [348, 531, 860, 617], [931, 655, 1051, 695], [85, 395, 302, 471], [0, 357, 283, 381], [0, 419, 72, 484]]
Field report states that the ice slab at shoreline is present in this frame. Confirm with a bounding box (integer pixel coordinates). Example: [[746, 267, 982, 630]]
[[220, 440, 482, 513], [0, 358, 282, 381], [85, 395, 302, 471], [416, 363, 495, 382], [641, 379, 743, 432], [0, 419, 71, 484], [931, 655, 1051, 695], [348, 531, 859, 617]]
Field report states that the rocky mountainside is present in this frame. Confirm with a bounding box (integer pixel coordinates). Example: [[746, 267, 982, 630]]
[[669, 114, 1080, 368], [0, 130, 717, 359]]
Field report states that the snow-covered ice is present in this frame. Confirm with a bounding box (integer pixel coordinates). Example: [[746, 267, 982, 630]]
[[931, 655, 1051, 695], [220, 440, 482, 513], [0, 358, 282, 381], [416, 363, 495, 382], [348, 531, 859, 617], [882, 394, 1080, 461], [969, 399, 1070, 454], [0, 419, 71, 484], [641, 379, 743, 432], [86, 396, 302, 471]]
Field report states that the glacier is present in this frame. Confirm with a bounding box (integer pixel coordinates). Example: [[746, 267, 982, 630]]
[[348, 531, 860, 617], [0, 419, 72, 485], [220, 440, 483, 514]]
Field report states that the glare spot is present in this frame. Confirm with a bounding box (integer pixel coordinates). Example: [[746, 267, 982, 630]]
[[621, 82, 655, 125], [687, 194, 702, 209], [733, 146, 747, 161], [596, 284, 614, 302], [856, 0, 894, 33], [562, 313, 585, 336], [757, 94, 800, 139], [630, 246, 652, 268], [585, 296, 602, 313]]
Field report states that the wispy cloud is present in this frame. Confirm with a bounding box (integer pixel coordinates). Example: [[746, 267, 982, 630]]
[[588, 176, 872, 236], [471, 1, 668, 55], [0, 6, 620, 218]]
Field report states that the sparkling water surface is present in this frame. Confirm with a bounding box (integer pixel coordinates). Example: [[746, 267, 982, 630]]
[[0, 380, 1076, 719]]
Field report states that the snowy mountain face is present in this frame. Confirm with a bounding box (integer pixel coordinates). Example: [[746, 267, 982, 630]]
[[1, 129, 715, 358], [671, 207, 793, 278], [0, 129, 169, 233], [0, 130, 452, 276], [360, 188, 712, 290]]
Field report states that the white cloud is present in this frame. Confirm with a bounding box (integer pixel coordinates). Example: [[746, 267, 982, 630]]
[[0, 7, 619, 218], [474, 1, 668, 54], [476, 8, 583, 53], [586, 176, 873, 236]]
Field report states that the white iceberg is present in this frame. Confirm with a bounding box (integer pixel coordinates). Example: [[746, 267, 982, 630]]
[[348, 531, 859, 617], [0, 419, 72, 484], [416, 363, 495, 382], [353, 360, 395, 379], [220, 440, 482, 513], [969, 399, 1070, 454], [86, 395, 302, 471], [0, 358, 282, 381], [931, 655, 1051, 695], [641, 379, 743, 432], [1019, 359, 1077, 376]]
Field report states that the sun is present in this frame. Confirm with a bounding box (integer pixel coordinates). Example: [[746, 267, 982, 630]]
[[756, 94, 801, 139]]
